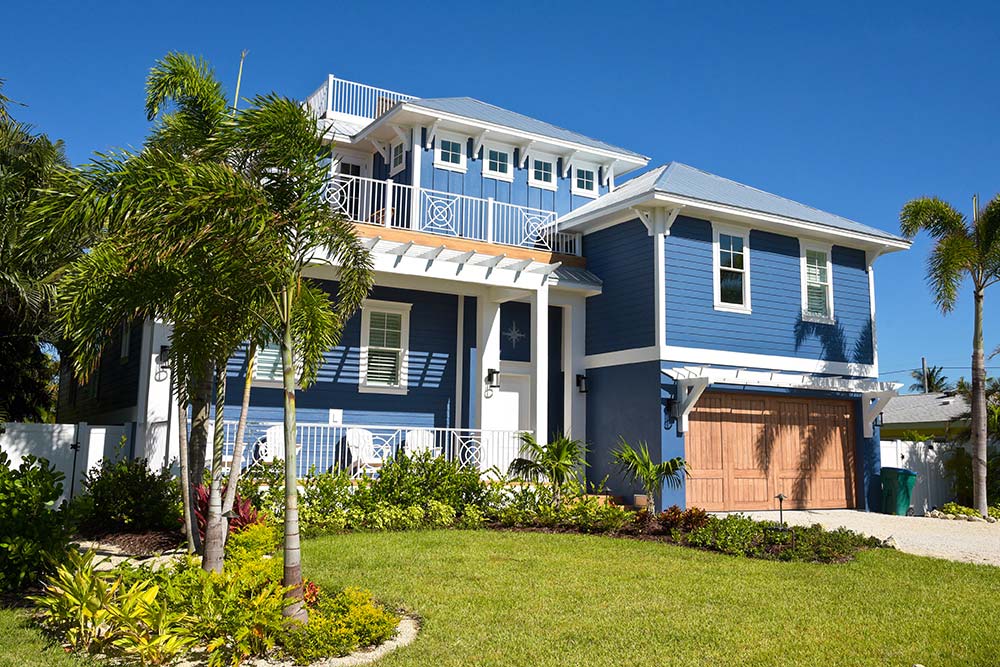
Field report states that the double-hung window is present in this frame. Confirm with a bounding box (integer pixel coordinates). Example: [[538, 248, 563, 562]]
[[528, 152, 557, 190], [389, 141, 405, 176], [360, 300, 411, 394], [483, 144, 513, 181], [571, 162, 598, 197], [434, 133, 467, 172], [713, 225, 751, 312], [252, 344, 288, 387], [801, 243, 834, 321]]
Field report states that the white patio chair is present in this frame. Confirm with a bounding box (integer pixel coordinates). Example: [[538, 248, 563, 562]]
[[255, 425, 302, 464], [346, 428, 383, 477], [404, 428, 440, 458]]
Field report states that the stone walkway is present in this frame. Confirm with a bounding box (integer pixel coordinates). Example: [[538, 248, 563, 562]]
[[736, 509, 1000, 567]]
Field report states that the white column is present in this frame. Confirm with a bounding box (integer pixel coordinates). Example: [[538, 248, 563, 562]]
[[562, 296, 587, 441], [410, 126, 422, 231], [532, 285, 549, 444], [475, 295, 502, 430]]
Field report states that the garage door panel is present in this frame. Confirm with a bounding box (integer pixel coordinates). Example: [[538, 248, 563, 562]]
[[686, 392, 856, 511]]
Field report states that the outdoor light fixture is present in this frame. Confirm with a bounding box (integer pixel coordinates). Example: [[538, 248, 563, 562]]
[[158, 345, 171, 371], [575, 374, 588, 393], [775, 493, 787, 526], [485, 368, 501, 389]]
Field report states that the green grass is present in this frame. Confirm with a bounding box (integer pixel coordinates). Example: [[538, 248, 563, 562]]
[[304, 530, 1000, 667], [2, 531, 998, 666]]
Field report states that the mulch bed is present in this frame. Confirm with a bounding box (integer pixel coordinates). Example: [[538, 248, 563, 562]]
[[76, 530, 185, 556]]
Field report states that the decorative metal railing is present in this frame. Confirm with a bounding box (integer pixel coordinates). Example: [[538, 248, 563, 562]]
[[321, 174, 581, 255], [219, 421, 528, 479], [305, 75, 416, 121]]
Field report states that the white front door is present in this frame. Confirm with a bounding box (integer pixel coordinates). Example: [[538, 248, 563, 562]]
[[480, 372, 531, 474]]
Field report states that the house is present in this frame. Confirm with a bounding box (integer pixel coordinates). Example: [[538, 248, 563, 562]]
[[880, 391, 969, 440], [58, 74, 911, 511]]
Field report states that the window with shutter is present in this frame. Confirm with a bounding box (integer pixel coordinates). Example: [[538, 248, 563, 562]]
[[360, 300, 411, 395]]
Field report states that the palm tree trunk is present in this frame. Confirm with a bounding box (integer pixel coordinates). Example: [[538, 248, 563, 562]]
[[175, 386, 196, 554], [972, 288, 988, 517], [201, 363, 227, 573], [280, 313, 307, 623], [188, 363, 212, 554], [223, 342, 256, 514]]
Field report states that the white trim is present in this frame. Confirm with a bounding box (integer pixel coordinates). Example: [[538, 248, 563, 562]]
[[388, 140, 406, 177], [584, 346, 660, 369], [455, 296, 465, 428], [799, 240, 835, 323], [868, 265, 879, 376], [482, 141, 514, 182], [359, 299, 412, 395], [654, 227, 666, 349], [528, 151, 558, 191], [661, 344, 877, 377], [570, 160, 599, 198], [532, 286, 549, 444], [433, 131, 467, 173], [712, 222, 752, 314]]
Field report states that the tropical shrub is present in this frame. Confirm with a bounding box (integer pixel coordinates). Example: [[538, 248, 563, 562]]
[[611, 438, 686, 514], [507, 433, 587, 507], [72, 454, 180, 536], [299, 469, 353, 535], [224, 522, 281, 564], [457, 505, 486, 529], [367, 451, 487, 513], [236, 460, 285, 519], [193, 483, 262, 541], [282, 587, 398, 664], [424, 499, 456, 528], [0, 450, 69, 591]]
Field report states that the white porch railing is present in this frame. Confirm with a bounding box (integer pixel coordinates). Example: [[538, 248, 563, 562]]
[[321, 174, 582, 255], [219, 421, 528, 479], [305, 75, 416, 121]]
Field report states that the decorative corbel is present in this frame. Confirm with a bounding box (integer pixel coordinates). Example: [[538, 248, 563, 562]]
[[370, 137, 389, 162], [391, 125, 410, 146], [472, 129, 489, 160], [673, 377, 710, 433], [518, 141, 535, 169], [861, 391, 896, 438], [424, 120, 440, 149], [561, 151, 578, 178]]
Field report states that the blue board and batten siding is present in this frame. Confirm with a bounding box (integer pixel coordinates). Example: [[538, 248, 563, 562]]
[[664, 215, 874, 366], [225, 283, 458, 429]]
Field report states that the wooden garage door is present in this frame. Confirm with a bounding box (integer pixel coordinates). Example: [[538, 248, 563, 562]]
[[686, 393, 856, 511]]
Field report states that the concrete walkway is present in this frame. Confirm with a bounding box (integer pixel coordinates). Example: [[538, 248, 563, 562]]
[[736, 509, 1000, 567]]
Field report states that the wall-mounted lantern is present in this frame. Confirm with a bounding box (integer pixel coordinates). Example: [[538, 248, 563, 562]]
[[158, 345, 171, 371], [485, 368, 501, 389], [575, 374, 588, 393]]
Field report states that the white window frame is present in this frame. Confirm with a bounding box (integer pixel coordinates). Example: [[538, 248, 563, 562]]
[[571, 161, 598, 198], [482, 142, 514, 182], [712, 223, 752, 314], [359, 299, 412, 395], [251, 343, 302, 389], [528, 151, 557, 191], [433, 132, 467, 173], [389, 141, 406, 177], [800, 240, 835, 323]]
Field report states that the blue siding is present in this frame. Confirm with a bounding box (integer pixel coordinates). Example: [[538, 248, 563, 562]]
[[225, 283, 457, 429], [664, 215, 874, 366], [584, 219, 655, 355], [585, 361, 663, 501], [58, 322, 144, 423]]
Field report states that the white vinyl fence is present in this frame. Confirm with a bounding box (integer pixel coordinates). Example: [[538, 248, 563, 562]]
[[0, 422, 131, 504], [880, 439, 965, 514]]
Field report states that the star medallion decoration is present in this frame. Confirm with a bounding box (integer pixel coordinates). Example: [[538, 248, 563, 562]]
[[504, 321, 526, 348]]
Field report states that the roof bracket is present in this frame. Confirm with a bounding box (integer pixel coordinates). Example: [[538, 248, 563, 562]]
[[602, 161, 616, 187], [862, 390, 896, 438], [472, 129, 489, 159], [370, 138, 389, 162], [561, 150, 578, 178], [518, 141, 535, 169], [673, 376, 710, 434], [424, 120, 440, 149], [391, 125, 410, 146]]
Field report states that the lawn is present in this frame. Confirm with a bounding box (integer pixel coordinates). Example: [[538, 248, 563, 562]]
[[1, 530, 998, 666]]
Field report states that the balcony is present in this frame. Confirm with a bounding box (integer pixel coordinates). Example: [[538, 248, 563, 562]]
[[220, 421, 528, 479], [305, 75, 416, 123], [322, 174, 582, 256]]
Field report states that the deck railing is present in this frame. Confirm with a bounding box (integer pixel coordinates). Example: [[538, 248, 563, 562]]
[[305, 75, 416, 121], [321, 174, 581, 255], [219, 421, 528, 479]]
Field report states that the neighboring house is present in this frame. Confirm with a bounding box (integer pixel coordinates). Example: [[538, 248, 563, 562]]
[[880, 392, 969, 440], [59, 74, 912, 511]]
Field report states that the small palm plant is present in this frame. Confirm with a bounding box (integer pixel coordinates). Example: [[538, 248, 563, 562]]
[[507, 433, 587, 508], [611, 438, 685, 515]]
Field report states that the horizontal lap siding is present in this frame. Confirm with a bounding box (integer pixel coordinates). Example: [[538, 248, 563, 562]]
[[58, 323, 144, 423], [225, 282, 457, 429], [584, 219, 655, 355], [665, 216, 873, 365]]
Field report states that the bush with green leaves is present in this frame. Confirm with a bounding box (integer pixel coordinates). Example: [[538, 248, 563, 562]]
[[0, 449, 69, 591], [282, 587, 399, 664], [72, 454, 180, 536], [299, 469, 353, 535], [365, 451, 488, 513]]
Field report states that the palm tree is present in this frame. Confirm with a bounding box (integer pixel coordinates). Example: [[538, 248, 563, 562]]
[[507, 433, 587, 507], [611, 438, 685, 515], [909, 365, 952, 393], [900, 195, 1000, 517]]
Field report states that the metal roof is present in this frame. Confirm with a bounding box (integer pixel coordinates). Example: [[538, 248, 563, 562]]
[[560, 162, 908, 243], [882, 392, 969, 426], [404, 97, 648, 161]]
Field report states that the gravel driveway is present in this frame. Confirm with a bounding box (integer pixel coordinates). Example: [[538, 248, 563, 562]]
[[735, 509, 1000, 567]]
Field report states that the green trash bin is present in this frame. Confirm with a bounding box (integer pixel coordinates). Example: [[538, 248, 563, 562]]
[[881, 467, 917, 515]]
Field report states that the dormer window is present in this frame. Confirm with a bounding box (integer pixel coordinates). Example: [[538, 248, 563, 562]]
[[529, 153, 557, 190], [434, 133, 467, 172], [389, 141, 405, 176], [484, 144, 513, 181], [572, 162, 597, 197]]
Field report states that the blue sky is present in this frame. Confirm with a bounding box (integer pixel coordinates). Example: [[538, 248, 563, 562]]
[[4, 1, 999, 390]]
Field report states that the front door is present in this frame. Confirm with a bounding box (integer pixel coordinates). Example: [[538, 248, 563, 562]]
[[480, 373, 531, 474]]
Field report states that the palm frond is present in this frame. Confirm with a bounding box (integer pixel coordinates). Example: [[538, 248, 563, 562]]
[[899, 197, 968, 240]]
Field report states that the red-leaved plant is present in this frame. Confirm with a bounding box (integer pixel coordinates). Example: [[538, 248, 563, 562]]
[[193, 484, 263, 541]]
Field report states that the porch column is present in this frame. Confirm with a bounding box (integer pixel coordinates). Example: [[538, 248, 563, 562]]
[[475, 295, 502, 430], [562, 296, 587, 442], [532, 285, 549, 444]]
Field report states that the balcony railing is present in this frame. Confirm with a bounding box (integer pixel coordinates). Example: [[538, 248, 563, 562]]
[[219, 421, 528, 479], [321, 174, 582, 255], [305, 75, 416, 121]]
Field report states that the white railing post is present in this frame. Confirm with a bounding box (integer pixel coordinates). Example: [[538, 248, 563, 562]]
[[384, 179, 394, 228], [486, 197, 495, 244], [326, 74, 334, 116], [411, 185, 422, 231]]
